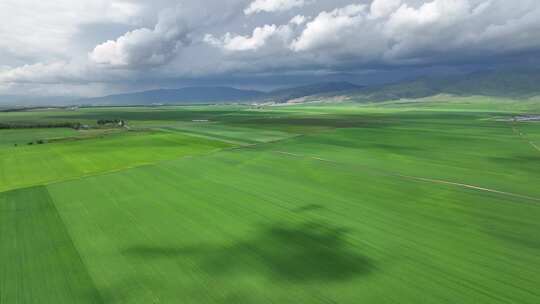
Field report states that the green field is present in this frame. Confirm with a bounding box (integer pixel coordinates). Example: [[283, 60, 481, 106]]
[[1, 98, 540, 303]]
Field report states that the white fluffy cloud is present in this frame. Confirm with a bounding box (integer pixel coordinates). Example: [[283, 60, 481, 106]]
[[290, 15, 307, 25], [291, 4, 366, 52], [90, 6, 191, 67], [205, 16, 307, 52], [3, 0, 540, 97], [245, 0, 305, 15], [0, 62, 76, 84], [0, 0, 141, 62], [286, 0, 540, 65], [205, 25, 282, 51], [369, 0, 402, 19], [0, 59, 135, 96], [0, 60, 133, 85], [201, 0, 540, 74]]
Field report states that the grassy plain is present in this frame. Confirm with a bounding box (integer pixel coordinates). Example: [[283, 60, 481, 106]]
[[1, 97, 540, 303], [0, 186, 101, 303]]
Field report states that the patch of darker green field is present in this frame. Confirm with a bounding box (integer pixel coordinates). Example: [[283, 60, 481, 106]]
[[0, 186, 101, 303]]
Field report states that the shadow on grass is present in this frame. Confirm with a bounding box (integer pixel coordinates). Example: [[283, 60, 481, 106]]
[[486, 229, 540, 250], [292, 204, 325, 213], [370, 143, 424, 152], [124, 220, 374, 282], [488, 156, 540, 164], [234, 116, 392, 129]]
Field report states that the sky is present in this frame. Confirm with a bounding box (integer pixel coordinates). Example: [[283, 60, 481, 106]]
[[1, 0, 540, 97]]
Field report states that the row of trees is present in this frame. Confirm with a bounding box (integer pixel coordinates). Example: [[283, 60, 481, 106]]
[[97, 119, 126, 127], [1, 119, 127, 130], [0, 122, 84, 130]]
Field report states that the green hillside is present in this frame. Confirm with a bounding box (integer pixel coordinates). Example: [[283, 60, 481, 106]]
[[353, 70, 540, 101]]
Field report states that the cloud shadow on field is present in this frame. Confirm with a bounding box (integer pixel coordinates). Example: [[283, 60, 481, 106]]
[[370, 143, 425, 153], [292, 204, 325, 213], [123, 220, 374, 283], [488, 155, 540, 164]]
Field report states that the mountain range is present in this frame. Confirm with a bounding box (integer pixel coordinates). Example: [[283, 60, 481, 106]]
[[1, 69, 540, 107], [78, 86, 265, 105], [352, 69, 540, 101], [76, 81, 362, 106]]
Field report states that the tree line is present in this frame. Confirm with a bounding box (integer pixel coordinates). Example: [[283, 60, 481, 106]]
[[97, 119, 126, 126], [0, 122, 83, 130]]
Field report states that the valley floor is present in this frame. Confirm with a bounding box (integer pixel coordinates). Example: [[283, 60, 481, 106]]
[[1, 99, 540, 303]]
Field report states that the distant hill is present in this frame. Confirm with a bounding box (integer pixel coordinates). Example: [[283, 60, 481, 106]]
[[3, 70, 540, 107], [75, 81, 362, 106], [352, 70, 540, 101], [78, 87, 265, 105], [265, 82, 363, 103]]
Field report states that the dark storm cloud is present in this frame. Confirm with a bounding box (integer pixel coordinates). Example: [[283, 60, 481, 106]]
[[2, 0, 540, 97]]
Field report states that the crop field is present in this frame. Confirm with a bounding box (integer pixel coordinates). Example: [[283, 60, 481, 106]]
[[1, 98, 540, 303]]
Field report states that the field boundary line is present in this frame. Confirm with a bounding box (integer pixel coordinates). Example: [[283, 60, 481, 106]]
[[0, 147, 226, 195], [158, 127, 250, 145], [0, 131, 305, 194], [529, 141, 540, 152], [274, 151, 303, 157], [44, 186, 106, 303], [271, 150, 540, 203], [395, 174, 540, 202], [511, 122, 540, 153]]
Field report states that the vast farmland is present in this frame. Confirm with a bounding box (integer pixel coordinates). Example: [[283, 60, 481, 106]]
[[1, 99, 540, 303]]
